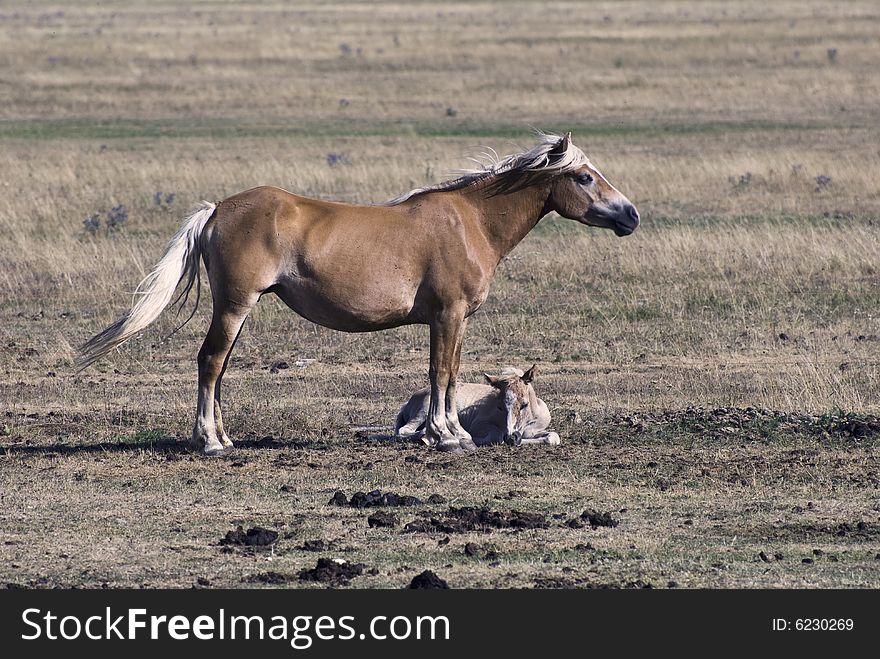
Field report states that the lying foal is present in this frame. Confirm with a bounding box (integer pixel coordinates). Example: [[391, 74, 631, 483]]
[[395, 365, 560, 447]]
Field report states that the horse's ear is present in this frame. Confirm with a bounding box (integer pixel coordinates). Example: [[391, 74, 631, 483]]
[[549, 132, 571, 160], [484, 373, 501, 388], [522, 364, 537, 384]]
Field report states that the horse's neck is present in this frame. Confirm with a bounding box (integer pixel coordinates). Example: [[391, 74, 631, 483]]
[[464, 181, 550, 261]]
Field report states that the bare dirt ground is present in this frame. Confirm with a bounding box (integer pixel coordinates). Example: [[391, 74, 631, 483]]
[[1, 1, 879, 588]]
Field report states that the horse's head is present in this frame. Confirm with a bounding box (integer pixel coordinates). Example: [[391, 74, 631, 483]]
[[545, 133, 640, 237], [484, 364, 539, 446]]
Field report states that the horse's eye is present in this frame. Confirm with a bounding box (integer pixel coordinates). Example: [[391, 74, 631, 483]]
[[520, 402, 529, 410], [577, 172, 594, 185]]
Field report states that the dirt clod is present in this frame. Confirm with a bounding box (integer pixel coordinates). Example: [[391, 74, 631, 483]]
[[251, 571, 290, 585], [298, 558, 365, 585], [368, 511, 399, 528], [329, 489, 424, 508], [579, 510, 619, 529], [219, 526, 278, 547], [408, 570, 449, 589], [328, 491, 348, 506], [300, 539, 332, 552], [404, 506, 548, 534]]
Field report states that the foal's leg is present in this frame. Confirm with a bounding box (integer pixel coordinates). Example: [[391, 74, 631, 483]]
[[395, 406, 428, 442], [191, 298, 254, 455], [520, 406, 561, 445], [519, 431, 561, 446], [426, 307, 470, 453]]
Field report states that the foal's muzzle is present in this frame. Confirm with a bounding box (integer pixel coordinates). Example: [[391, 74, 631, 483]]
[[507, 431, 523, 447]]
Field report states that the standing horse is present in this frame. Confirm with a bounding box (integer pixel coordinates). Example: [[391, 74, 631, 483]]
[[78, 132, 639, 455]]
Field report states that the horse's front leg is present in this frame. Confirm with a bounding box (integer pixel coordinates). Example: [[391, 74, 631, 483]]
[[426, 307, 474, 453], [444, 317, 477, 451]]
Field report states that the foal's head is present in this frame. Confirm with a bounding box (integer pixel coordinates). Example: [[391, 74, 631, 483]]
[[484, 365, 539, 445], [545, 133, 640, 237]]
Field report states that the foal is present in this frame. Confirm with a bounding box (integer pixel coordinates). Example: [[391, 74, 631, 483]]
[[395, 365, 560, 447], [79, 132, 638, 454]]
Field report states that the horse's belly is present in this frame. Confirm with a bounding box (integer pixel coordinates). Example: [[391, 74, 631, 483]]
[[272, 278, 416, 332]]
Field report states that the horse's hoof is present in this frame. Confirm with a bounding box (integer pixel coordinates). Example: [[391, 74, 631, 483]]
[[458, 437, 478, 452], [436, 439, 464, 454]]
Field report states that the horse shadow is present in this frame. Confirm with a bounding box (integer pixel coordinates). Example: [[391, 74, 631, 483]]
[[2, 433, 298, 457]]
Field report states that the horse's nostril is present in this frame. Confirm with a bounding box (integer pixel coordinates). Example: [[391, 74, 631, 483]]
[[626, 205, 640, 224]]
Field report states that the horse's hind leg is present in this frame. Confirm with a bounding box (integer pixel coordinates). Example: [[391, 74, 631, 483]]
[[191, 298, 255, 455], [213, 320, 246, 447]]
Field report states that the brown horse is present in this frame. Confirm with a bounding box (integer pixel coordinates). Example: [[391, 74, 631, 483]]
[[78, 132, 639, 455]]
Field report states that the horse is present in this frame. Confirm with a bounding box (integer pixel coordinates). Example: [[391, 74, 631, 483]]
[[78, 131, 639, 455], [395, 365, 560, 447]]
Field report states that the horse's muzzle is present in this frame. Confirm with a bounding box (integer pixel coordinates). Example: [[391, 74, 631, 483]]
[[613, 204, 640, 236]]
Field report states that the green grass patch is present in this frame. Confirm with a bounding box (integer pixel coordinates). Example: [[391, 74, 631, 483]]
[[0, 117, 842, 142]]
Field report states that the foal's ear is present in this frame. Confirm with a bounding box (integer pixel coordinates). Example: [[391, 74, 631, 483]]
[[522, 364, 538, 384], [484, 373, 501, 388]]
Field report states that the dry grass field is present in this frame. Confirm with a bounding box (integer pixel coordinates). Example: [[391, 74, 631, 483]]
[[1, 1, 879, 588]]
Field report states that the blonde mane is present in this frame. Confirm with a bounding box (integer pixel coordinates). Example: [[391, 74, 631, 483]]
[[384, 132, 591, 205], [498, 366, 526, 383]]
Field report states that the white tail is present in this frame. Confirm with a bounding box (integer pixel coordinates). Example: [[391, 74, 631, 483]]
[[77, 201, 216, 370]]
